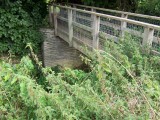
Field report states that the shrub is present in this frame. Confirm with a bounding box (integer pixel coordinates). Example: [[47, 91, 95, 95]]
[[0, 1, 43, 56], [0, 35, 160, 119]]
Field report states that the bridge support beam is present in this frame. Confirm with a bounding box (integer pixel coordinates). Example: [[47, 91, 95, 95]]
[[121, 14, 128, 39], [143, 27, 154, 46], [68, 9, 73, 47], [49, 5, 53, 27], [73, 5, 76, 22], [53, 7, 58, 36], [92, 15, 100, 49]]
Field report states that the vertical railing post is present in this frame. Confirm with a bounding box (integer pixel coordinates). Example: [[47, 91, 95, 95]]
[[53, 6, 58, 36], [48, 5, 53, 27], [73, 5, 76, 22], [92, 14, 100, 49], [143, 27, 154, 46], [68, 9, 73, 46], [91, 8, 95, 12], [121, 13, 128, 38]]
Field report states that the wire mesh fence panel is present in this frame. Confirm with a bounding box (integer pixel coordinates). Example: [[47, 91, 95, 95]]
[[128, 16, 160, 26], [152, 30, 160, 51], [126, 23, 144, 44], [73, 11, 92, 27], [53, 4, 160, 53], [72, 10, 93, 47], [57, 18, 69, 42], [99, 16, 121, 49], [59, 8, 68, 19], [73, 27, 92, 46], [127, 23, 144, 33], [57, 7, 69, 43]]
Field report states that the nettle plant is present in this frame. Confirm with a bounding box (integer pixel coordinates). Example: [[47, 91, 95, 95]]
[[0, 35, 160, 120], [0, 1, 42, 56]]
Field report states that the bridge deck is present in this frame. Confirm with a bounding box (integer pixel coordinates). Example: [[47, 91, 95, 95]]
[[41, 28, 83, 68]]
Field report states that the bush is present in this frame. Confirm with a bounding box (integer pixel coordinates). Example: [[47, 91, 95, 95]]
[[137, 0, 160, 16], [0, 1, 43, 56], [0, 35, 160, 119]]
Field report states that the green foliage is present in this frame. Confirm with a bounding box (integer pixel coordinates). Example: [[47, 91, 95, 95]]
[[0, 1, 43, 55], [137, 0, 160, 16], [0, 35, 160, 119]]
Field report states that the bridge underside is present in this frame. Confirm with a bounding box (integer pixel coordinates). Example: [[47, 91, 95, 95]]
[[41, 28, 84, 68]]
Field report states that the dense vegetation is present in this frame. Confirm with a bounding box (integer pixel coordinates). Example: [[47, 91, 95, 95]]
[[1, 36, 160, 119], [0, 0, 160, 120], [0, 0, 47, 56], [57, 0, 160, 15]]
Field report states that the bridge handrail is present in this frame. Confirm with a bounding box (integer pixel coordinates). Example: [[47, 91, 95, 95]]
[[61, 3, 160, 22], [53, 4, 160, 30], [49, 3, 160, 52]]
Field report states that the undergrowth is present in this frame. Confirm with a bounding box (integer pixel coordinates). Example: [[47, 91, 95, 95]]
[[0, 1, 44, 56], [0, 35, 160, 120]]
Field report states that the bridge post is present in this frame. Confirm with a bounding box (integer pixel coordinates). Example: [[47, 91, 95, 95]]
[[92, 15, 100, 49], [53, 7, 58, 36], [73, 5, 76, 22], [121, 14, 128, 39], [48, 5, 53, 27], [68, 9, 73, 46], [91, 8, 96, 12], [143, 27, 154, 46]]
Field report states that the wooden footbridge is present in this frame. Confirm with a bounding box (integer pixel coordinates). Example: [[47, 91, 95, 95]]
[[44, 3, 160, 67]]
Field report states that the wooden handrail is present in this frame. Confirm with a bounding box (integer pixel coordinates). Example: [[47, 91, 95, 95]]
[[49, 3, 160, 51], [63, 3, 160, 21], [53, 4, 160, 31]]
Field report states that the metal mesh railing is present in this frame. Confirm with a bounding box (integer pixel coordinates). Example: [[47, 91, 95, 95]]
[[51, 4, 160, 53], [73, 11, 93, 46]]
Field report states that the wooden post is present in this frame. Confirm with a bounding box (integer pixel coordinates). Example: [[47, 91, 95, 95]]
[[143, 27, 154, 46], [53, 7, 58, 36], [73, 5, 76, 22], [121, 14, 128, 38], [92, 15, 100, 49], [91, 8, 96, 26], [91, 8, 95, 12], [49, 5, 53, 27], [68, 9, 73, 46]]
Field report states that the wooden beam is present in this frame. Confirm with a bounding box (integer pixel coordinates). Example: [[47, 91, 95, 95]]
[[53, 4, 160, 31], [121, 14, 128, 38], [49, 5, 53, 27], [53, 7, 58, 36], [68, 9, 73, 46], [92, 15, 100, 49], [143, 27, 154, 46]]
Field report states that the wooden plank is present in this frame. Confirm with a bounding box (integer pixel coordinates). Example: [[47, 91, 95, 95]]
[[48, 5, 53, 27], [121, 14, 128, 38], [73, 36, 93, 48], [57, 28, 69, 35], [57, 16, 68, 22], [76, 15, 92, 22], [53, 7, 58, 36], [68, 9, 73, 46], [73, 22, 92, 32], [99, 32, 118, 42], [153, 36, 160, 44], [143, 27, 154, 46], [92, 15, 100, 49], [124, 28, 142, 37], [100, 21, 121, 30]]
